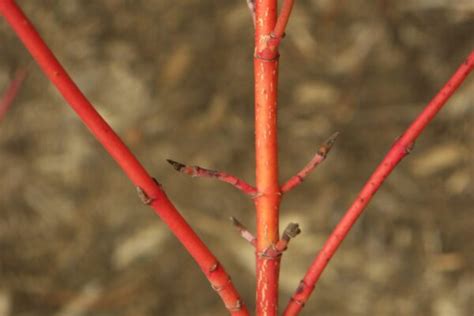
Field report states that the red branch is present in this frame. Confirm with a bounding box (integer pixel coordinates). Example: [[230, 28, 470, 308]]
[[0, 1, 248, 315], [258, 0, 296, 55], [0, 66, 28, 121], [283, 50, 474, 316], [281, 132, 339, 193], [273, 0, 296, 39], [167, 159, 258, 197], [254, 0, 280, 314], [255, 0, 296, 61]]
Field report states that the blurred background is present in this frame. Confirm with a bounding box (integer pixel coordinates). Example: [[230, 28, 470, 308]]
[[0, 1, 473, 315]]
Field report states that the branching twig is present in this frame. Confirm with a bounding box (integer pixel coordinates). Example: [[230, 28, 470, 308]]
[[0, 66, 28, 121], [273, 0, 296, 40], [283, 50, 474, 316], [255, 0, 297, 61], [0, 2, 249, 315], [256, 0, 296, 59], [230, 217, 256, 246], [253, 0, 281, 313], [167, 159, 258, 197], [281, 132, 339, 193]]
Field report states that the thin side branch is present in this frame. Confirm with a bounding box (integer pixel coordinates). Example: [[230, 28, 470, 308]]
[[281, 132, 339, 193], [230, 217, 256, 246], [283, 50, 474, 316], [245, 0, 255, 26], [273, 0, 296, 39], [261, 0, 296, 53], [0, 2, 249, 315], [167, 159, 258, 197], [0, 66, 28, 121], [255, 0, 297, 61]]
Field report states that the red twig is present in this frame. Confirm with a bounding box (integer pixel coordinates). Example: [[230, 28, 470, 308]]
[[230, 217, 256, 246], [283, 50, 474, 316], [281, 132, 339, 193], [0, 66, 28, 121], [273, 0, 296, 39], [0, 1, 248, 315], [167, 159, 258, 197], [256, 0, 296, 58]]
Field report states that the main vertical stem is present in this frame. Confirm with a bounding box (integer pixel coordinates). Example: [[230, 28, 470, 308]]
[[254, 1, 280, 315]]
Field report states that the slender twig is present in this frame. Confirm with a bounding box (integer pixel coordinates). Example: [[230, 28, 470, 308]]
[[283, 50, 474, 316], [245, 0, 256, 26], [257, 0, 296, 57], [0, 66, 28, 121], [281, 132, 339, 193], [230, 217, 256, 246], [273, 0, 296, 39], [167, 159, 258, 197], [0, 1, 249, 315]]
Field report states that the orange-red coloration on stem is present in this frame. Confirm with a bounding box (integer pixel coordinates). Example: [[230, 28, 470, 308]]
[[281, 132, 339, 193], [273, 0, 295, 39], [283, 50, 474, 316], [254, 0, 280, 315], [0, 66, 28, 121], [0, 1, 248, 314]]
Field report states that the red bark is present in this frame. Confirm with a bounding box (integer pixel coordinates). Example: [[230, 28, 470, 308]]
[[253, 0, 298, 313], [167, 159, 257, 196], [281, 132, 339, 193], [283, 49, 474, 316], [0, 1, 248, 314], [254, 0, 280, 314]]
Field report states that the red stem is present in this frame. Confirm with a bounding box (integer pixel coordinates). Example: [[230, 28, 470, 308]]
[[254, 1, 280, 315], [273, 0, 295, 39], [281, 132, 339, 193], [167, 159, 258, 196], [0, 66, 28, 121], [254, 0, 297, 313], [281, 154, 324, 193], [0, 1, 248, 314], [283, 50, 474, 316]]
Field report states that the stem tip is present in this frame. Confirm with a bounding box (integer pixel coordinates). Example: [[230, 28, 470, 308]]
[[166, 159, 185, 171], [318, 131, 340, 157]]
